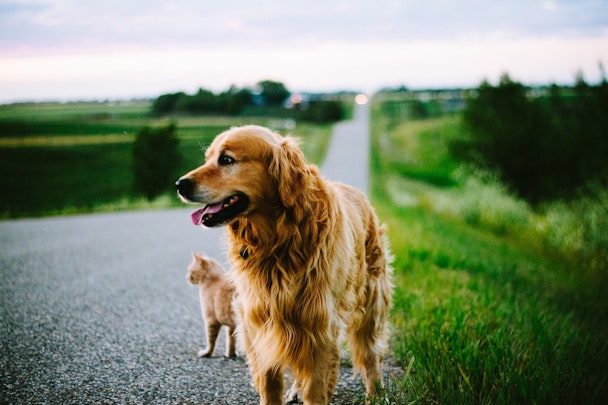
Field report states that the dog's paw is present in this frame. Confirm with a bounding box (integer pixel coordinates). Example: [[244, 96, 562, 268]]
[[197, 348, 212, 357]]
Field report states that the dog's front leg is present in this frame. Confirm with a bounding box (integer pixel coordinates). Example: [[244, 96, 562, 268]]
[[295, 339, 340, 405], [255, 368, 284, 405]]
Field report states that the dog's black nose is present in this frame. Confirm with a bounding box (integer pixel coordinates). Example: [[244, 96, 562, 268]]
[[176, 178, 194, 198]]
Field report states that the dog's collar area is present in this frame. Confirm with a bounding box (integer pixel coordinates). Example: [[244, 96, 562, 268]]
[[240, 246, 249, 260]]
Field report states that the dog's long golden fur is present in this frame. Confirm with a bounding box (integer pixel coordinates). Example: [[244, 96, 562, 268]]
[[177, 125, 393, 404]]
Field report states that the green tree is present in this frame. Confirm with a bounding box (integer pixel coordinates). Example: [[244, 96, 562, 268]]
[[257, 80, 290, 106], [218, 85, 253, 115], [177, 88, 218, 113], [152, 92, 186, 115], [456, 72, 608, 203], [132, 123, 180, 200], [462, 74, 549, 202]]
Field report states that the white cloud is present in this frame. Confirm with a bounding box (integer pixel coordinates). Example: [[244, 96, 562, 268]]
[[542, 1, 558, 11]]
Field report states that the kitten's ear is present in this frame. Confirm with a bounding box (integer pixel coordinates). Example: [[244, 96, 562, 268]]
[[192, 252, 206, 264]]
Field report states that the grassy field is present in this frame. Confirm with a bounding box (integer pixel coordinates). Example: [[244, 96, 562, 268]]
[[370, 99, 608, 403], [0, 102, 332, 218]]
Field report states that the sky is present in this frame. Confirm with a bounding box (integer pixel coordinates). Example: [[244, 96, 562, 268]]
[[1, 0, 607, 103]]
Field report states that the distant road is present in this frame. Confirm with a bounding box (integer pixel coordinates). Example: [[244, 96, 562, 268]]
[[0, 102, 379, 404], [321, 101, 370, 195]]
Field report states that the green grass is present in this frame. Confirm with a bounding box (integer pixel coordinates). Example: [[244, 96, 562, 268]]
[[379, 116, 460, 187], [370, 99, 608, 404], [380, 203, 608, 404], [0, 102, 333, 218]]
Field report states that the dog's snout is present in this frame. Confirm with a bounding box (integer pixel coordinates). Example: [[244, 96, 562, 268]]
[[176, 178, 194, 198]]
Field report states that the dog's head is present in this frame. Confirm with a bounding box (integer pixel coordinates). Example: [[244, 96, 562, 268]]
[[176, 125, 308, 227]]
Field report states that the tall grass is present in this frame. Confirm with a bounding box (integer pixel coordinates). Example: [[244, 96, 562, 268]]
[[370, 99, 608, 403], [540, 183, 608, 273]]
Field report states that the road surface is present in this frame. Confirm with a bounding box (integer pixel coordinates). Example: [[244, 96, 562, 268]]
[[321, 101, 370, 195], [0, 102, 393, 404]]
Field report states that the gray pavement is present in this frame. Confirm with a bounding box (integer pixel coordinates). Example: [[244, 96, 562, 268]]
[[0, 102, 392, 404], [321, 102, 370, 195]]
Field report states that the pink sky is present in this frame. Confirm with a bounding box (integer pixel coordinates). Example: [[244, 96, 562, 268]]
[[1, 0, 606, 102]]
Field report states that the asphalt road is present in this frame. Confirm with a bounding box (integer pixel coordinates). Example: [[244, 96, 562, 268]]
[[0, 102, 392, 404], [320, 101, 370, 195]]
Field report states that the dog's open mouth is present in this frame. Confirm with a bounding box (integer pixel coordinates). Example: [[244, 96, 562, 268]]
[[191, 193, 249, 227]]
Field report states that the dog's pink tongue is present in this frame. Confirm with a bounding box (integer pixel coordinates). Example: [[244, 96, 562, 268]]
[[191, 203, 223, 226], [191, 209, 205, 226]]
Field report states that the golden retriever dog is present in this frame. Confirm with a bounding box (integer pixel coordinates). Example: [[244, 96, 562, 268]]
[[186, 252, 237, 358], [176, 125, 393, 404]]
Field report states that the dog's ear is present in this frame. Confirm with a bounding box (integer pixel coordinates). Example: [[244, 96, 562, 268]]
[[269, 136, 307, 208]]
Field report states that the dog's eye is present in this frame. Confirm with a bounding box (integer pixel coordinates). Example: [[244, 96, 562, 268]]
[[218, 154, 235, 166]]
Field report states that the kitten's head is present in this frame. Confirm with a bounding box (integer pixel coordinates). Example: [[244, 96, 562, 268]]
[[186, 252, 210, 285]]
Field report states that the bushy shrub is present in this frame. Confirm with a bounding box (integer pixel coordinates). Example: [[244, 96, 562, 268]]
[[132, 123, 180, 200], [302, 100, 344, 123], [452, 167, 532, 235]]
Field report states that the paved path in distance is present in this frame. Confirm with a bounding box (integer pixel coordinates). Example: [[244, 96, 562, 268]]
[[321, 101, 370, 195], [0, 101, 391, 404]]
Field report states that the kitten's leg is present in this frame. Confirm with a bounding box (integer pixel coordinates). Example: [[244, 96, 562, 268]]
[[285, 380, 301, 404], [226, 325, 237, 358], [198, 322, 221, 357]]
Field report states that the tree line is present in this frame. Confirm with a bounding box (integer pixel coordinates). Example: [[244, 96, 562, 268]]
[[151, 80, 345, 124], [452, 71, 608, 204]]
